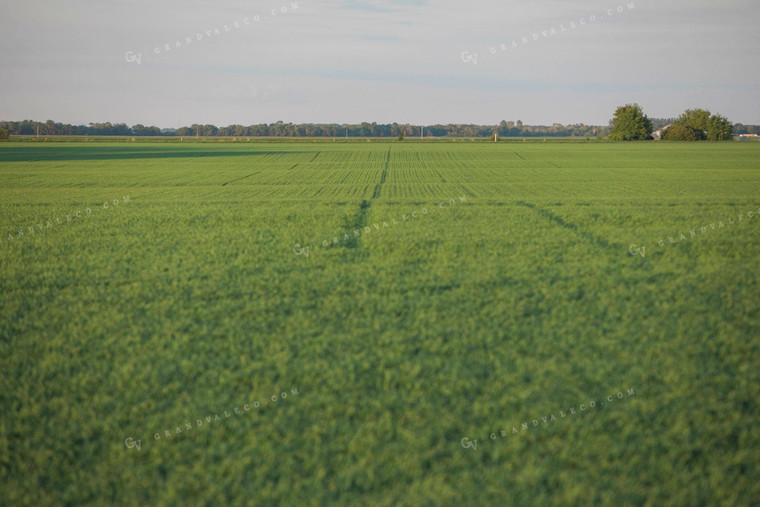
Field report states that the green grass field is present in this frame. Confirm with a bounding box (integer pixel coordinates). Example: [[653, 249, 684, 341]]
[[1, 141, 759, 505]]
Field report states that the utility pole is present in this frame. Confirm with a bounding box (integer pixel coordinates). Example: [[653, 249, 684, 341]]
[[421, 126, 423, 139]]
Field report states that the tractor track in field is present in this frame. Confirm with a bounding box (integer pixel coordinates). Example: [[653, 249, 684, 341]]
[[344, 146, 391, 250], [372, 147, 390, 198], [286, 152, 319, 170], [516, 200, 620, 253], [221, 171, 261, 186], [513, 152, 526, 160]]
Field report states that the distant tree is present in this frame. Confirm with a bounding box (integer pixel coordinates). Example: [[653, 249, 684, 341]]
[[199, 124, 218, 136], [271, 121, 286, 137], [232, 125, 248, 137], [663, 109, 732, 141], [662, 123, 702, 141], [664, 109, 709, 141], [677, 109, 711, 133], [133, 125, 161, 136], [21, 121, 36, 135], [707, 114, 733, 141], [609, 103, 653, 141], [0, 128, 9, 140], [398, 131, 404, 141], [113, 123, 131, 135]]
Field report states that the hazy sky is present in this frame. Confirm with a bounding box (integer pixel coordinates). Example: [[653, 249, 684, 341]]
[[1, 0, 758, 127]]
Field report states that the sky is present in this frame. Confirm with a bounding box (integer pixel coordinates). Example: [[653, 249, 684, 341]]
[[0, 0, 758, 127]]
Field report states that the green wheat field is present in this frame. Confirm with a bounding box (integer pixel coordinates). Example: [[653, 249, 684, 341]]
[[1, 141, 759, 504]]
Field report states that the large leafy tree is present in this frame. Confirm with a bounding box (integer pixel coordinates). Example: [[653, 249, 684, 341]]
[[0, 128, 9, 140], [662, 123, 702, 141], [707, 114, 733, 141], [663, 109, 733, 141], [677, 109, 711, 132], [609, 104, 653, 141]]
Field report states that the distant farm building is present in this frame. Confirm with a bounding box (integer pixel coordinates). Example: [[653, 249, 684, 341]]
[[652, 125, 671, 139]]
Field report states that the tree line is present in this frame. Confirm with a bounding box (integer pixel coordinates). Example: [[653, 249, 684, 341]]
[[176, 121, 611, 139], [1, 116, 758, 140], [0, 119, 607, 138]]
